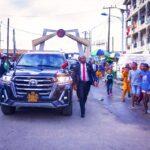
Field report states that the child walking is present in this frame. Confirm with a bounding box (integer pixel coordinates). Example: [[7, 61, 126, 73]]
[[121, 67, 131, 102], [105, 69, 114, 96]]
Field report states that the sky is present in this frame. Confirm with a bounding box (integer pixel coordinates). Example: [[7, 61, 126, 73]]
[[0, 0, 124, 53]]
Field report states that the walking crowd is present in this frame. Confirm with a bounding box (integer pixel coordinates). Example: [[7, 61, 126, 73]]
[[71, 55, 150, 117], [121, 62, 150, 114]]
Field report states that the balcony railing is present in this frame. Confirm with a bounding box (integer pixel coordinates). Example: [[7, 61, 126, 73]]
[[146, 16, 150, 24], [139, 0, 145, 4], [141, 40, 145, 46], [133, 0, 137, 9], [147, 36, 150, 43]]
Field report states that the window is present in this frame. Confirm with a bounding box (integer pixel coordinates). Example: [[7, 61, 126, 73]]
[[133, 0, 137, 9], [147, 2, 150, 17], [139, 0, 145, 4], [134, 42, 137, 48], [148, 29, 150, 43], [141, 40, 145, 46], [140, 7, 146, 25], [17, 54, 65, 68]]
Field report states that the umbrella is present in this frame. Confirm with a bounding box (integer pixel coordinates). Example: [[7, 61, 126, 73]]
[[96, 49, 104, 56], [110, 53, 115, 58], [115, 52, 120, 58], [104, 51, 110, 57], [91, 50, 98, 56], [106, 57, 113, 64]]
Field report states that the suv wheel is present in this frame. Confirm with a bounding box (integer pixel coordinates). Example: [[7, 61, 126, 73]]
[[62, 101, 72, 116], [0, 89, 4, 103], [1, 105, 16, 115]]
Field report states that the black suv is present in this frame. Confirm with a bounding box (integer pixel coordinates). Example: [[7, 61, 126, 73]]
[[0, 52, 73, 116]]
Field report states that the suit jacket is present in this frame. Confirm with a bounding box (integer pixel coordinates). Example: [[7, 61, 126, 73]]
[[72, 62, 97, 85]]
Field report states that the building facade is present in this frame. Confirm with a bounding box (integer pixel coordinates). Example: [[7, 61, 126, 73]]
[[124, 0, 150, 53]]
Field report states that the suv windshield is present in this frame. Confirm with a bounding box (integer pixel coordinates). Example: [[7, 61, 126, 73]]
[[17, 54, 65, 69]]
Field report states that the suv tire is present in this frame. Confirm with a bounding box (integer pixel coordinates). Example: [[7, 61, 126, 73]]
[[0, 89, 4, 103], [62, 101, 72, 116], [1, 105, 16, 115]]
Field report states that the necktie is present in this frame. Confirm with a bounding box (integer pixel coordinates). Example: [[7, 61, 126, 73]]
[[83, 63, 86, 81]]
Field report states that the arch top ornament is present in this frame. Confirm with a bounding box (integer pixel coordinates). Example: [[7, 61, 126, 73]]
[[32, 28, 90, 56]]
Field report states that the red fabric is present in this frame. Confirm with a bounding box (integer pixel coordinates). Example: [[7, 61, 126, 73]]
[[83, 63, 86, 81], [61, 61, 68, 69], [127, 26, 130, 36]]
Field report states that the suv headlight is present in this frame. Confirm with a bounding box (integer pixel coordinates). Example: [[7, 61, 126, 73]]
[[2, 75, 12, 83], [57, 76, 72, 84]]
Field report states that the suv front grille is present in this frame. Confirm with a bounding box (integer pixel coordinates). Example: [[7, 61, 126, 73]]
[[14, 76, 54, 97]]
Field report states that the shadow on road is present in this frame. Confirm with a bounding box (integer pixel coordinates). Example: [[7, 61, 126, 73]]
[[91, 81, 150, 129], [3, 107, 73, 123]]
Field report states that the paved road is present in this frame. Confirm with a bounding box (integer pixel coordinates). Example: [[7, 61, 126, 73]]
[[0, 81, 150, 150]]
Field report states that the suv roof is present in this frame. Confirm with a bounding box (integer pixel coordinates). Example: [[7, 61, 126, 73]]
[[26, 51, 64, 55]]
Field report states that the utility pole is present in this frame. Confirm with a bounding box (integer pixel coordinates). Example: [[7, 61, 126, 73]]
[[0, 21, 2, 49], [13, 29, 16, 57], [114, 7, 126, 52], [108, 7, 111, 53], [112, 36, 114, 52], [89, 30, 92, 53], [7, 18, 10, 58], [82, 31, 89, 53], [103, 6, 116, 53], [120, 9, 125, 52]]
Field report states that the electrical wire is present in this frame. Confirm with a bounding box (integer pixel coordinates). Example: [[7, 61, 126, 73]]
[[0, 9, 100, 18], [1, 22, 42, 36], [0, 9, 122, 38]]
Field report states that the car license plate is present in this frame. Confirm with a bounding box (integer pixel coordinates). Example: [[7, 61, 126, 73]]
[[27, 92, 39, 102]]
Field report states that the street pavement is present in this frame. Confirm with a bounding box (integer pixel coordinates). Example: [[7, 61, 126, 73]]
[[0, 81, 150, 150]]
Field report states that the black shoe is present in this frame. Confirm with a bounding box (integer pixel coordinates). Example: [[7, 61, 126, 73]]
[[81, 114, 85, 118], [144, 110, 148, 114], [128, 93, 131, 98]]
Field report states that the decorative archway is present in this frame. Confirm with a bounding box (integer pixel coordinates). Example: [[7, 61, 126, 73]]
[[32, 29, 90, 56]]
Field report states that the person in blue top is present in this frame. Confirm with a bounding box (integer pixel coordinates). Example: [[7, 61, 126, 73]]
[[141, 63, 150, 114], [128, 62, 142, 108]]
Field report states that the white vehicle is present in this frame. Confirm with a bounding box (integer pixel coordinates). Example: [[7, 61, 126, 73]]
[[116, 53, 150, 79]]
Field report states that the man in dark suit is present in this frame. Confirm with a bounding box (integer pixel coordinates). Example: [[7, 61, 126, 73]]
[[72, 55, 98, 118]]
